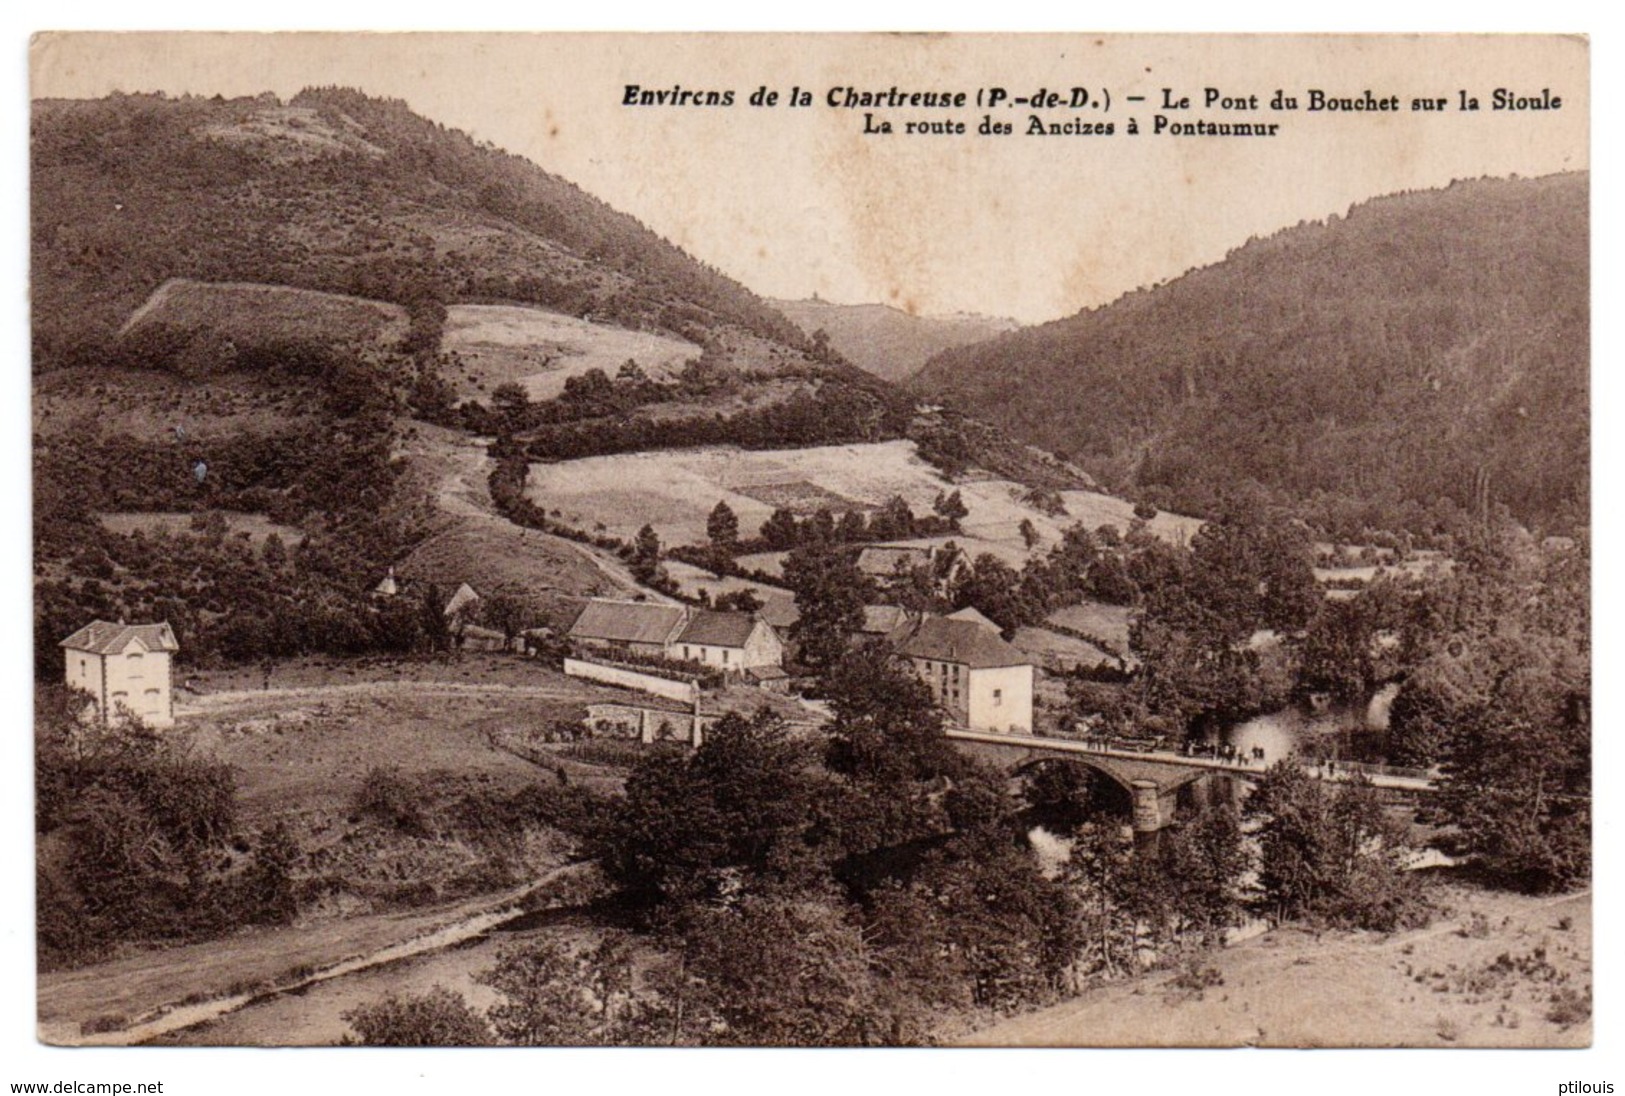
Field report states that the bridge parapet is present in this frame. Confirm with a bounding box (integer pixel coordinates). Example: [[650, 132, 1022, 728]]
[[945, 728, 1438, 805]]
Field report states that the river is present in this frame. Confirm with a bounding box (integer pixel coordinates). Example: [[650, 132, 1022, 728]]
[[1223, 683, 1400, 764]]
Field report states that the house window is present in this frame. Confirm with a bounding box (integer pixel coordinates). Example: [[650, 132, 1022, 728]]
[[993, 689, 1003, 706], [722, 650, 731, 664], [684, 646, 691, 660]]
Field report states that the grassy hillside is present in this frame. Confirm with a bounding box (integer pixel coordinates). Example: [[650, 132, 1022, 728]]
[[29, 88, 1092, 676], [912, 173, 1588, 536], [771, 298, 1018, 383], [32, 89, 808, 371], [121, 279, 411, 357]]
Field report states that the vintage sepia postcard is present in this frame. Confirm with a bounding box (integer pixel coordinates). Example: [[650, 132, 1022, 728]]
[[28, 30, 1589, 1063]]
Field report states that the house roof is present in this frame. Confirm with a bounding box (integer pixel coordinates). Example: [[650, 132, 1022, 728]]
[[946, 606, 1001, 632], [677, 610, 761, 649], [860, 604, 912, 634], [889, 616, 1028, 670], [757, 597, 800, 630], [567, 599, 687, 646], [444, 582, 482, 618], [61, 620, 179, 655]]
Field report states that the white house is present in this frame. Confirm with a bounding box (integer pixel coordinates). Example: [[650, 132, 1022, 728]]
[[61, 621, 180, 729], [673, 610, 785, 674], [888, 615, 1033, 734]]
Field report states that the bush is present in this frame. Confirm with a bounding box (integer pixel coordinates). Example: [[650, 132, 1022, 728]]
[[343, 987, 493, 1046], [353, 766, 430, 835], [1547, 986, 1592, 1028]]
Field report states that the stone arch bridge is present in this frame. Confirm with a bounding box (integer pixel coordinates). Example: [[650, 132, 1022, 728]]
[[946, 729, 1436, 837]]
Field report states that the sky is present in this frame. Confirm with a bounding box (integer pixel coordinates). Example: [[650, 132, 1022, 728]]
[[29, 32, 1587, 323], [9, 12, 1615, 1096]]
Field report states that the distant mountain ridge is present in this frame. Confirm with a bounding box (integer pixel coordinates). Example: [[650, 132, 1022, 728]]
[[772, 298, 1019, 383], [911, 173, 1588, 533]]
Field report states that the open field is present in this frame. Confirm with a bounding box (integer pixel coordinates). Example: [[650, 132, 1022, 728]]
[[392, 423, 668, 618], [525, 439, 1203, 554], [178, 658, 622, 819], [1010, 625, 1121, 673], [663, 559, 800, 628], [957, 883, 1590, 1048], [441, 303, 700, 401], [1044, 598, 1136, 652], [121, 278, 408, 350]]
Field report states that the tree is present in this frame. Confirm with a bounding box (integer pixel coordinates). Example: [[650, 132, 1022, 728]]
[[953, 553, 1035, 635], [630, 524, 662, 585], [479, 586, 535, 645], [706, 499, 740, 552], [705, 499, 740, 574], [1438, 656, 1590, 893], [822, 641, 954, 785], [782, 541, 871, 672], [713, 588, 763, 613], [490, 382, 530, 434], [1018, 518, 1040, 550], [1126, 805, 1248, 949], [479, 934, 656, 1045], [933, 489, 969, 531], [420, 582, 451, 652], [343, 987, 493, 1046], [595, 712, 826, 914], [260, 532, 288, 571], [1244, 763, 1427, 930], [1389, 525, 1589, 891], [836, 510, 868, 543], [673, 896, 891, 1046], [759, 507, 799, 550]]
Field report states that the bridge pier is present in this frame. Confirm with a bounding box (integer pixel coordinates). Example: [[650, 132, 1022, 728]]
[[1130, 779, 1180, 836]]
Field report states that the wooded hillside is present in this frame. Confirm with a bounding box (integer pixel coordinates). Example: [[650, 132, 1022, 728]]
[[912, 174, 1588, 535]]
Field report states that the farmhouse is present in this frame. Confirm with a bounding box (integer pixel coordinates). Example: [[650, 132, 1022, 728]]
[[566, 598, 785, 677], [61, 620, 180, 729], [568, 599, 688, 657], [888, 615, 1033, 734], [673, 610, 785, 673]]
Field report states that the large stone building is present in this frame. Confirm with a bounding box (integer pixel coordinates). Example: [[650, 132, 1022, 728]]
[[888, 615, 1033, 734], [61, 621, 180, 729]]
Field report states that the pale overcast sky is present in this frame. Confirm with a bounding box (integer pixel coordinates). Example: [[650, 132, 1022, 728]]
[[32, 33, 1586, 323]]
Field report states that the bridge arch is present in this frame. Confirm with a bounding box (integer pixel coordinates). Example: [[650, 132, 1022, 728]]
[[1012, 755, 1138, 827], [950, 733, 1214, 835]]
